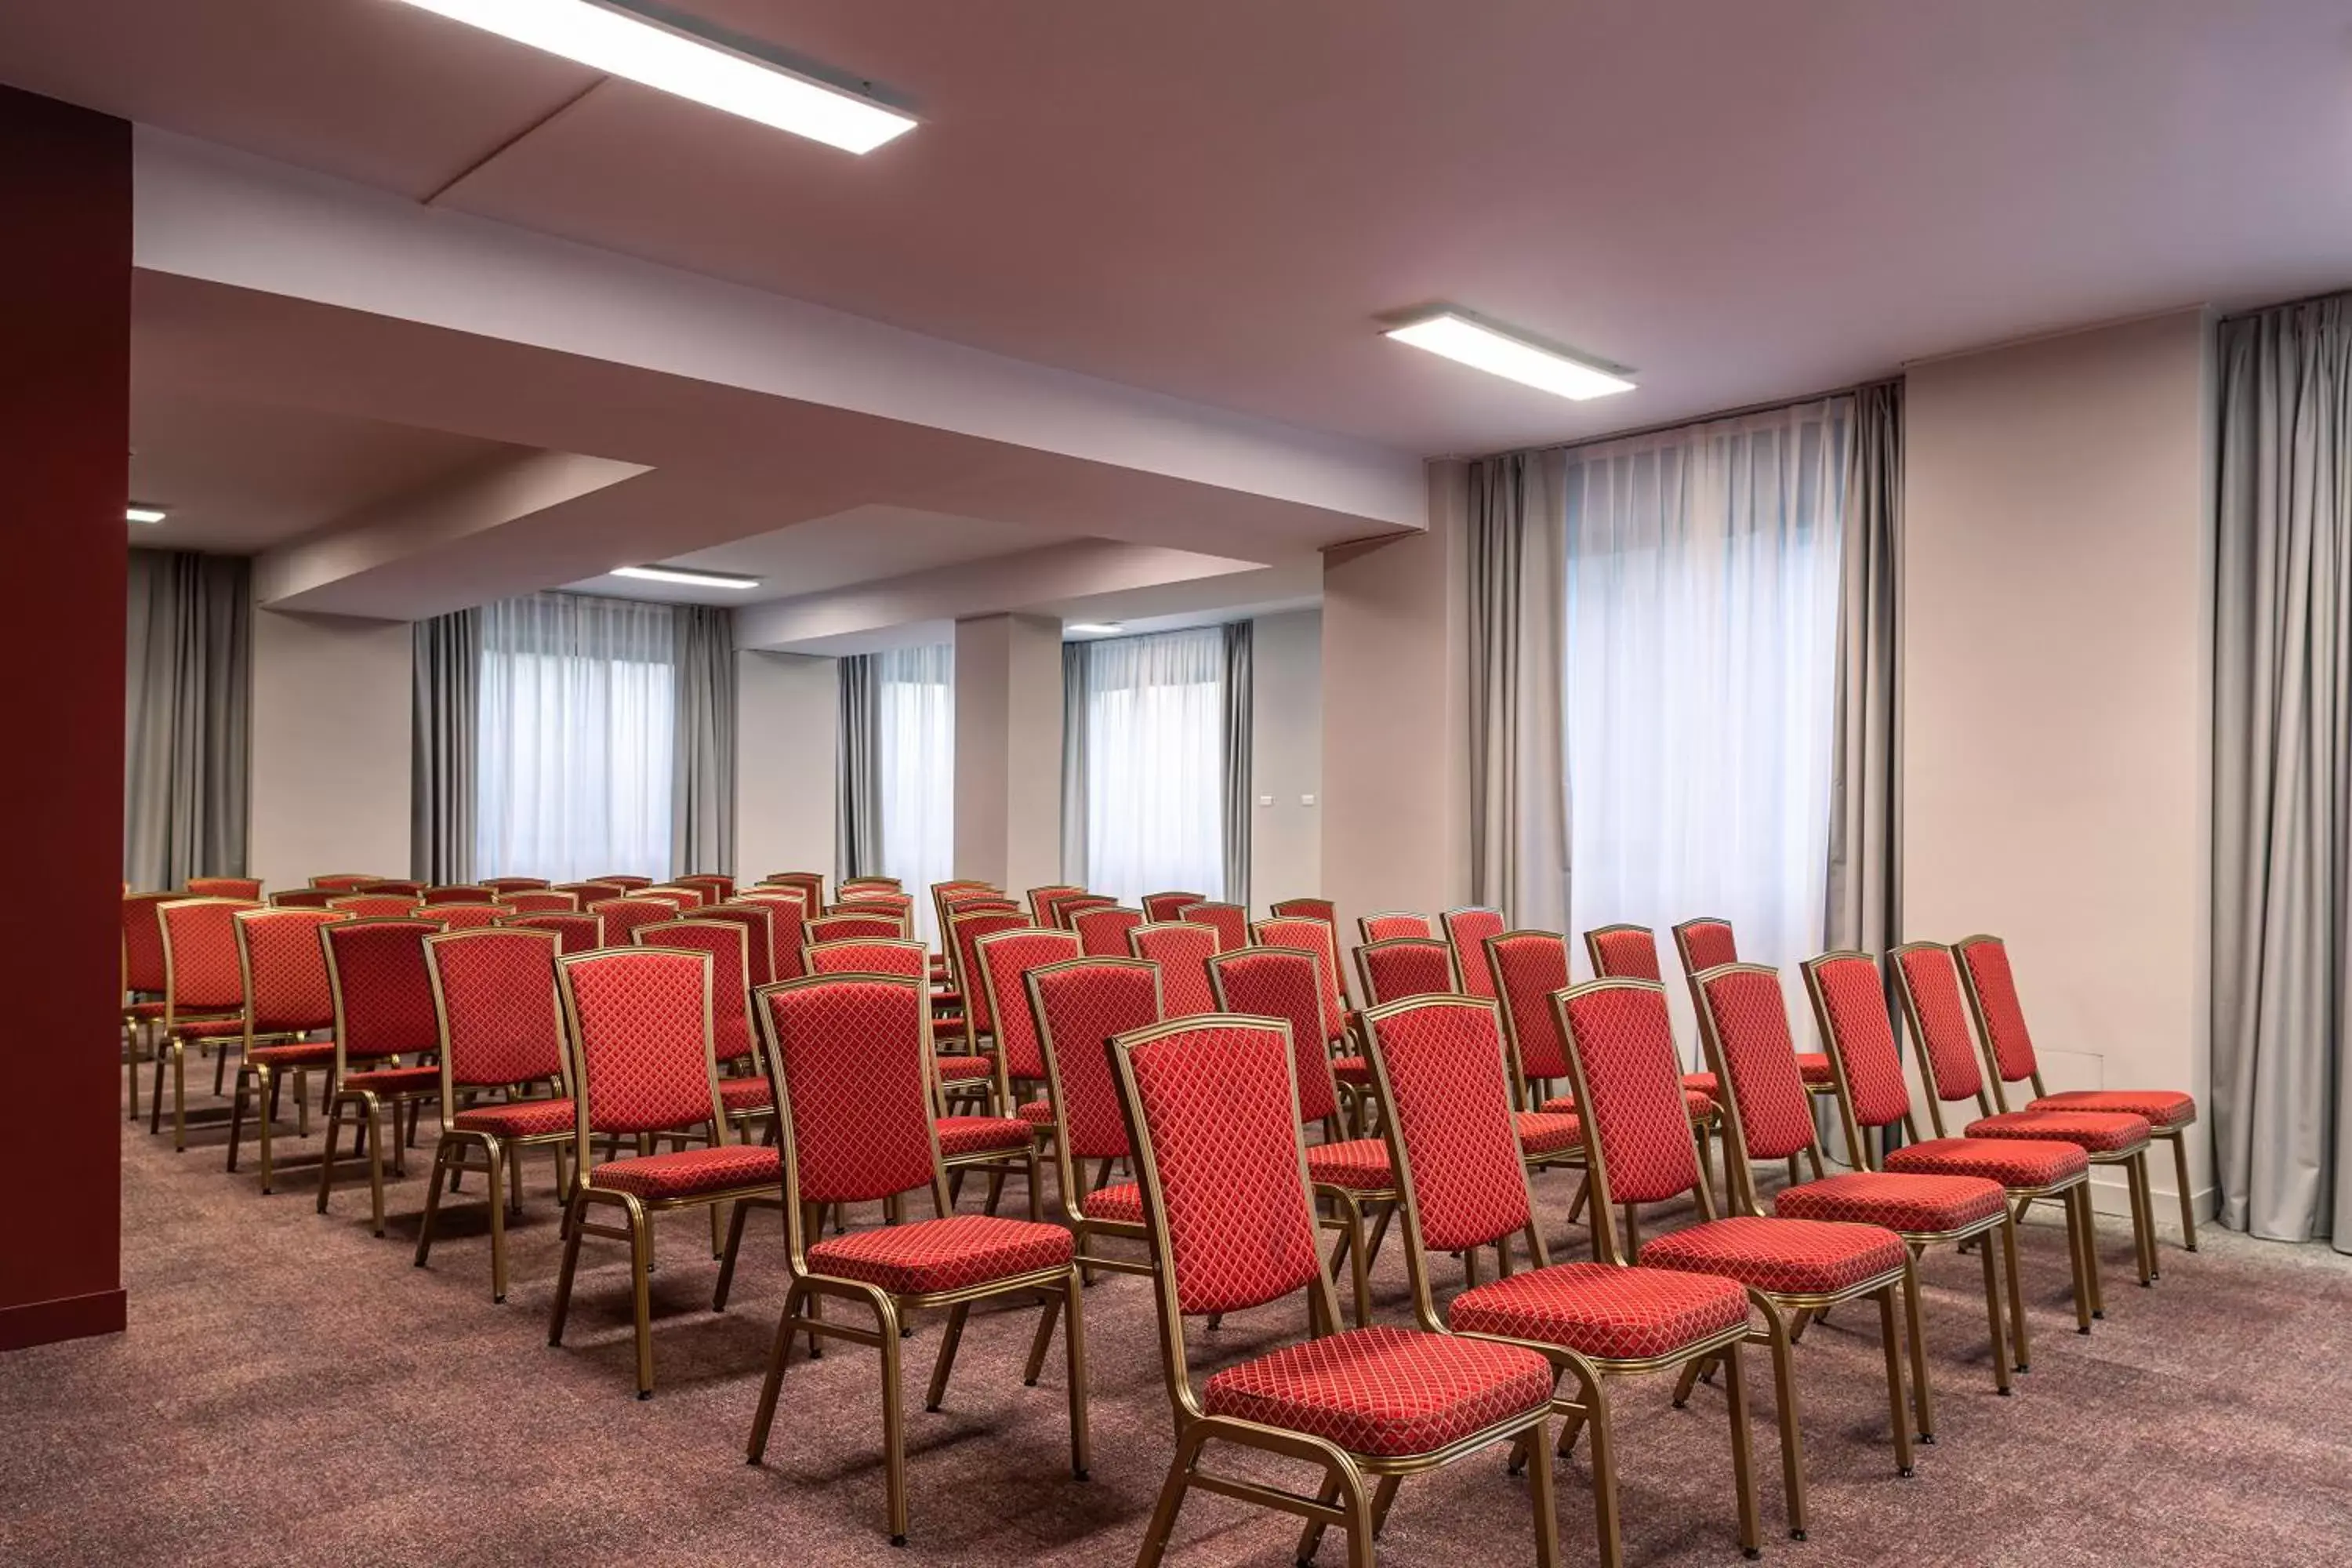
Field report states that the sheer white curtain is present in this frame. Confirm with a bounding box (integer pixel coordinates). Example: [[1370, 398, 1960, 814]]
[[1560, 399, 1851, 1040], [1081, 627, 1226, 907], [876, 643, 954, 943], [475, 593, 677, 883]]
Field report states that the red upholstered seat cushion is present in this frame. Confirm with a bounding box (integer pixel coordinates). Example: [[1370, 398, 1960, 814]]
[[590, 1143, 782, 1200], [246, 1040, 338, 1069], [1885, 1135, 2087, 1188], [1965, 1109, 2149, 1153], [935, 1116, 1035, 1159], [1305, 1138, 1394, 1192], [123, 1000, 170, 1020], [1640, 1215, 1907, 1297], [2028, 1089, 2196, 1127], [1513, 1111, 1584, 1156], [719, 1076, 774, 1112], [1450, 1260, 1749, 1362], [1332, 1055, 1373, 1084], [1202, 1323, 1552, 1457], [452, 1097, 575, 1138], [341, 1065, 441, 1096], [172, 1017, 249, 1040], [1542, 1089, 1717, 1123], [1795, 1052, 1835, 1086], [935, 1054, 993, 1080], [1015, 1099, 1057, 1127], [808, 1214, 1072, 1294], [1085, 1181, 1143, 1225], [1773, 1171, 2005, 1234], [1680, 1071, 1717, 1098]]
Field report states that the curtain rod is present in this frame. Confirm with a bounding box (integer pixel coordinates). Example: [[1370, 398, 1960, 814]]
[[1446, 376, 1896, 467], [2217, 284, 2352, 325]]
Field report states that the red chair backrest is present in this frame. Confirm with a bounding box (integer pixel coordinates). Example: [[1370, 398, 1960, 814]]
[[1252, 916, 1346, 1043], [430, 904, 507, 931], [1206, 946, 1338, 1124], [1672, 917, 1738, 976], [1178, 901, 1250, 953], [308, 873, 375, 891], [1053, 895, 1120, 931], [1363, 996, 1532, 1252], [1268, 897, 1337, 926], [809, 911, 906, 943], [1141, 891, 1204, 923], [1555, 979, 1704, 1207], [588, 898, 677, 947], [502, 890, 582, 913], [234, 908, 347, 1036], [597, 874, 654, 891], [1890, 942, 1988, 1103], [161, 898, 261, 1015], [760, 872, 826, 916], [1027, 885, 1087, 927], [1488, 930, 1574, 1081], [695, 901, 779, 985], [188, 876, 261, 899], [426, 927, 566, 1089], [1584, 924, 1664, 982], [1359, 909, 1437, 943], [481, 877, 551, 895], [1110, 1017, 1323, 1316], [1127, 921, 1220, 1019], [1693, 964, 1816, 1163], [806, 938, 928, 978], [975, 927, 1083, 1080], [1802, 951, 1912, 1131], [1071, 905, 1145, 957], [323, 918, 443, 1062], [269, 888, 339, 909], [1029, 957, 1161, 1161], [1354, 937, 1459, 1005], [122, 892, 173, 993], [558, 947, 717, 1136], [421, 885, 496, 906], [1441, 906, 1506, 999], [757, 975, 937, 1206], [553, 881, 626, 905], [949, 909, 1029, 1031], [358, 879, 423, 897], [328, 895, 417, 918], [736, 891, 811, 980], [502, 913, 606, 953], [1954, 935, 2041, 1086], [676, 873, 735, 903], [637, 887, 702, 911], [639, 919, 755, 1065]]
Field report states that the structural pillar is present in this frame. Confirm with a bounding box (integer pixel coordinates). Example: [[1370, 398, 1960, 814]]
[[953, 613, 1064, 895]]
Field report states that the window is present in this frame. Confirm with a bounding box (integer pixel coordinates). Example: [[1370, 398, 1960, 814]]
[[875, 643, 954, 942], [475, 593, 677, 883], [1073, 626, 1229, 906], [1560, 399, 1850, 989]]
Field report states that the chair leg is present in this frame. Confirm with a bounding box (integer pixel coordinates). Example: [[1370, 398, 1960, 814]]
[[1022, 1290, 1060, 1387], [485, 1138, 510, 1304], [1900, 1258, 1936, 1442], [416, 1139, 452, 1269], [148, 1041, 169, 1138], [225, 1066, 252, 1174], [1719, 1342, 1762, 1561], [1978, 1223, 2013, 1395], [2001, 1211, 2032, 1370], [1874, 1285, 1916, 1478], [925, 1302, 971, 1411], [2130, 1151, 2160, 1283], [171, 1042, 187, 1151], [314, 1094, 347, 1207], [746, 1279, 806, 1465], [1060, 1269, 1091, 1481], [547, 1191, 588, 1348], [877, 1294, 910, 1544], [2169, 1130, 2198, 1252], [713, 1197, 753, 1312], [1134, 1424, 1207, 1568], [625, 1195, 655, 1398], [2078, 1184, 2107, 1319], [1755, 1301, 1808, 1540], [360, 1094, 390, 1236], [1564, 1359, 1623, 1568]]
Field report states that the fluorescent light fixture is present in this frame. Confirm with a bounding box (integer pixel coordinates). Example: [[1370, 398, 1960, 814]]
[[612, 564, 762, 590], [394, 0, 916, 154], [1383, 310, 1634, 401], [126, 505, 168, 524], [1065, 622, 1123, 635]]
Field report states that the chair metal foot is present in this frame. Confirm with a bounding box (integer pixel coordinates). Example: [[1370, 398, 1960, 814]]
[[1898, 1466, 1915, 1479], [636, 1390, 652, 1402]]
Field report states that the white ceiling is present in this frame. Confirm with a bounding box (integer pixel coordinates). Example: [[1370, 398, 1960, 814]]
[[566, 506, 1077, 605]]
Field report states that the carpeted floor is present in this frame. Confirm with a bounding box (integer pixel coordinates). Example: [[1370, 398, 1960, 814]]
[[5, 1104, 2350, 1567]]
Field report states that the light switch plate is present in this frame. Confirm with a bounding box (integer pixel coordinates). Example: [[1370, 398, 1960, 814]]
[[1301, 793, 1316, 806], [1258, 794, 1274, 807]]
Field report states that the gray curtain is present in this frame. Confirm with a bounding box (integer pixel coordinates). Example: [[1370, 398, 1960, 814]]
[[410, 608, 478, 884], [125, 550, 251, 889], [836, 652, 883, 882], [671, 604, 737, 877], [2212, 296, 2352, 1250], [1467, 451, 1568, 931], [1221, 620, 1254, 909], [1060, 641, 1090, 886]]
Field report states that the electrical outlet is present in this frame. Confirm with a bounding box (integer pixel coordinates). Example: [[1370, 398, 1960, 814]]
[[1258, 794, 1274, 807], [1300, 793, 1316, 806]]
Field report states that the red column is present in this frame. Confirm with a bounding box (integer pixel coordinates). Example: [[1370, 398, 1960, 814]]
[[0, 85, 130, 1350]]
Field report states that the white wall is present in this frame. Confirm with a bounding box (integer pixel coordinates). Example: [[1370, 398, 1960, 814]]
[[1903, 308, 2213, 1221], [1249, 608, 1323, 909], [248, 608, 410, 890], [735, 650, 837, 884], [953, 613, 1063, 893]]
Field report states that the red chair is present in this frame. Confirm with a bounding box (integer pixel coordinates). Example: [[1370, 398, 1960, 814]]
[[691, 901, 778, 985], [1891, 942, 2158, 1294], [1360, 994, 1761, 1566], [975, 926, 1083, 1116], [737, 889, 812, 980], [1466, 931, 1601, 1189], [1178, 899, 1249, 953], [358, 879, 424, 897], [224, 907, 350, 1189], [1105, 1014, 1560, 1568], [597, 874, 655, 891], [1070, 904, 1145, 957], [502, 889, 582, 914], [119, 891, 176, 1120], [431, 904, 507, 931], [151, 897, 263, 1149], [676, 873, 735, 904], [1955, 933, 2201, 1256], [1027, 884, 1089, 928], [947, 906, 1029, 1058], [1257, 913, 1362, 1127], [809, 910, 906, 943], [1658, 917, 1838, 1114], [502, 912, 606, 953], [639, 918, 772, 1142], [1051, 894, 1120, 931], [743, 972, 1089, 1545], [1025, 956, 1162, 1273], [552, 880, 626, 906], [418, 927, 576, 1301], [318, 918, 447, 1236], [636, 887, 704, 911], [1555, 976, 1922, 1529], [1269, 895, 1338, 926], [1804, 950, 2099, 1335], [1140, 890, 1204, 923], [268, 888, 339, 909], [1353, 936, 1459, 1005], [1694, 962, 2017, 1406], [841, 875, 903, 894], [308, 873, 376, 891], [328, 895, 418, 918], [760, 870, 826, 916], [550, 946, 782, 1397], [804, 938, 992, 1112], [421, 884, 497, 906], [481, 877, 551, 895], [1127, 921, 1220, 1018], [1441, 906, 1507, 1000], [1358, 909, 1436, 944], [1671, 916, 1738, 974], [588, 897, 677, 948], [188, 875, 262, 899]]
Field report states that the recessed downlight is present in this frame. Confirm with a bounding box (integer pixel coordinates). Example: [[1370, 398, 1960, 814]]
[[127, 505, 168, 524], [1065, 622, 1124, 636], [1384, 310, 1635, 401], [612, 564, 762, 590]]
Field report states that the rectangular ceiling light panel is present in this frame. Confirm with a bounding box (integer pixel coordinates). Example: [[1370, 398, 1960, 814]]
[[1385, 311, 1634, 400]]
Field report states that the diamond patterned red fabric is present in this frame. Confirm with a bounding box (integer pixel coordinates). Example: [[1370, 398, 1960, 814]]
[[172, 1017, 250, 1040], [1131, 923, 1222, 1019], [1698, 967, 1817, 1162], [246, 1040, 337, 1069], [1255, 916, 1348, 1040], [328, 895, 419, 918], [561, 948, 718, 1137], [1642, 1214, 1907, 1296], [1886, 1135, 2088, 1187], [1587, 926, 1663, 982], [1208, 948, 1339, 1123], [1773, 1170, 2006, 1232], [1141, 891, 1206, 922], [1557, 984, 1704, 1206], [1305, 1138, 1395, 1192], [2028, 1089, 2197, 1127], [1124, 1021, 1326, 1315], [1269, 898, 1339, 926], [1450, 1261, 1750, 1362], [1441, 908, 1506, 1000], [590, 1143, 782, 1200], [1086, 1181, 1144, 1224], [1357, 938, 1456, 1004], [1331, 1055, 1371, 1083], [587, 898, 677, 949], [1954, 935, 2040, 1084], [1202, 1324, 1551, 1458], [481, 877, 552, 895], [810, 912, 906, 943], [806, 938, 927, 978], [236, 909, 345, 1035], [421, 886, 497, 906], [1364, 999, 1530, 1250], [935, 1115, 1036, 1158], [637, 920, 755, 1065], [738, 891, 811, 981], [163, 899, 259, 1014], [1015, 1098, 1056, 1127], [1965, 1109, 2151, 1152], [1806, 953, 1912, 1130], [1180, 902, 1251, 953], [1361, 911, 1438, 942], [325, 920, 442, 1063], [502, 913, 605, 954], [720, 1076, 773, 1112], [434, 905, 508, 931], [1073, 906, 1145, 956], [977, 927, 1083, 1080], [426, 929, 565, 1088], [637, 889, 701, 912], [1673, 919, 1738, 975], [761, 977, 938, 1203], [452, 1097, 575, 1138], [950, 911, 1029, 1033], [1893, 944, 1987, 1102], [188, 877, 262, 899], [695, 903, 779, 985], [499, 891, 580, 913], [1490, 932, 1574, 1081], [1031, 958, 1160, 1161], [341, 1065, 441, 1096], [1539, 1089, 1714, 1123], [935, 1054, 992, 1080], [122, 894, 173, 993], [808, 1214, 1073, 1294], [1515, 1111, 1584, 1156]]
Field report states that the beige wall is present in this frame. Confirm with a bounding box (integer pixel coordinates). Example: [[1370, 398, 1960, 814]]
[[248, 608, 411, 890], [953, 612, 1063, 893], [1249, 608, 1323, 910], [1903, 308, 2214, 1220], [735, 650, 836, 884]]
